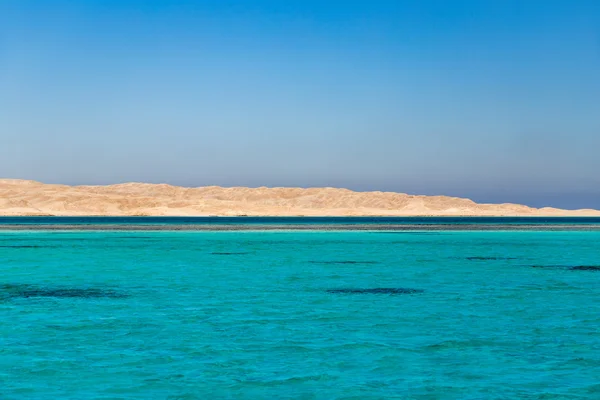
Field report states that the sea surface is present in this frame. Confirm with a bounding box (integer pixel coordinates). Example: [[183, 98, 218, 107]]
[[1, 219, 600, 398], [1, 216, 600, 226]]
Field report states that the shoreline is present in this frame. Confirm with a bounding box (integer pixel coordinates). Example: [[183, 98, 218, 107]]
[[2, 214, 600, 218], [2, 224, 600, 231]]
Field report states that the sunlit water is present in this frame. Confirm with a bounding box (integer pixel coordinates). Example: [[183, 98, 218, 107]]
[[1, 230, 599, 399]]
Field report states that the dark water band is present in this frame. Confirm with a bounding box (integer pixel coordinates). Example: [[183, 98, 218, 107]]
[[1, 224, 600, 231]]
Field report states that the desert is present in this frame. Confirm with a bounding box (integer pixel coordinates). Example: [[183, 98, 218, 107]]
[[1, 179, 598, 217]]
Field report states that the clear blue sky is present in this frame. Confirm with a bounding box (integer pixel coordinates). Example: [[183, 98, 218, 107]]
[[1, 0, 599, 208]]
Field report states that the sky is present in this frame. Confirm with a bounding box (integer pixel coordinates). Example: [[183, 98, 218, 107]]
[[1, 0, 599, 209]]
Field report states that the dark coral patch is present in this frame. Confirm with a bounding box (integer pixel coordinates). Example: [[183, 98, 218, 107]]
[[570, 266, 600, 271], [212, 252, 250, 255], [0, 245, 47, 248], [532, 265, 600, 270], [0, 284, 128, 299], [311, 261, 380, 265]]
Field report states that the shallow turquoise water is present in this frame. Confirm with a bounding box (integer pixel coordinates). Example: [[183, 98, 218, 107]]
[[1, 230, 599, 399]]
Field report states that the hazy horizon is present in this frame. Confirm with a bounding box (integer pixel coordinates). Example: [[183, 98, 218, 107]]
[[2, 1, 599, 209]]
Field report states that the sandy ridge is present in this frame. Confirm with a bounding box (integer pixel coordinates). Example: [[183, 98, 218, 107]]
[[1, 179, 598, 216]]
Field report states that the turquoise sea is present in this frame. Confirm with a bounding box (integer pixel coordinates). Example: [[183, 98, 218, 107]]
[[1, 220, 600, 398]]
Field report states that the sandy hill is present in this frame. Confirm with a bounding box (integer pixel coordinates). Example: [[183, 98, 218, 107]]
[[0, 179, 598, 216]]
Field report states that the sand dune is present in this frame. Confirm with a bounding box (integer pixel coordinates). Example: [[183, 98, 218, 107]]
[[0, 179, 598, 216]]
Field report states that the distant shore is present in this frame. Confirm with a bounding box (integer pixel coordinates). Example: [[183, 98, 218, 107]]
[[2, 179, 599, 217]]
